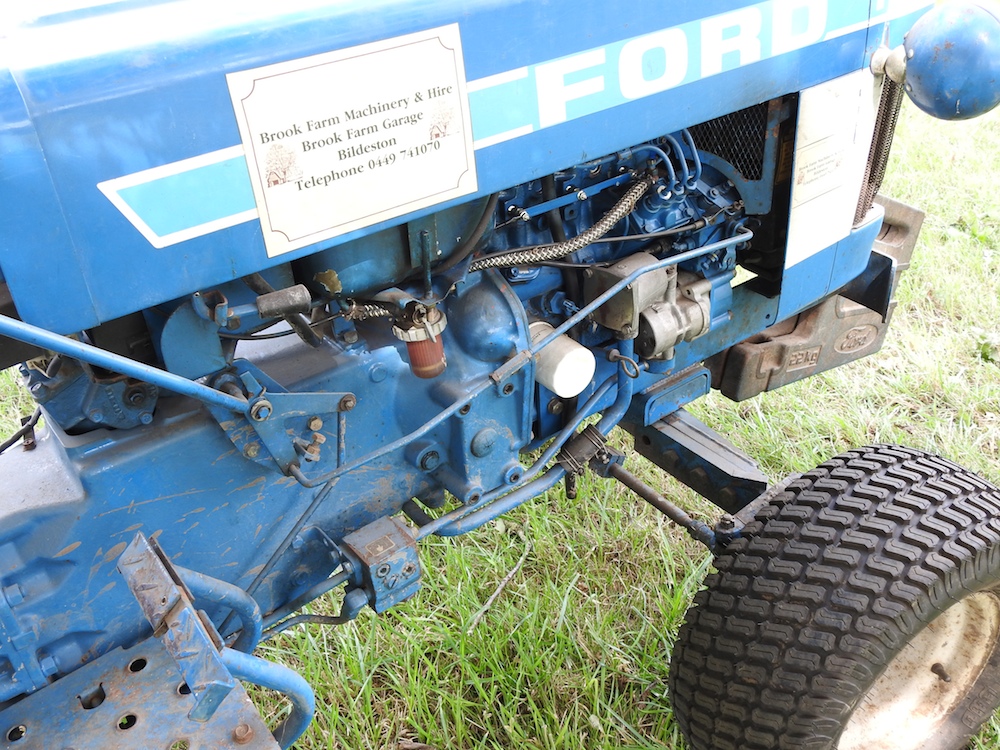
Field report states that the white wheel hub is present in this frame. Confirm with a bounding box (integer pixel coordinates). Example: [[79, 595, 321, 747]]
[[838, 591, 1000, 750]]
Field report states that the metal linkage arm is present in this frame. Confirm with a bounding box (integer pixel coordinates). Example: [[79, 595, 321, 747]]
[[0, 313, 250, 414]]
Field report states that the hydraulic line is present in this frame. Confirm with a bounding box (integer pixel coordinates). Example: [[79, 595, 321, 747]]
[[681, 129, 703, 186], [219, 647, 315, 750], [469, 175, 656, 271], [661, 134, 689, 193]]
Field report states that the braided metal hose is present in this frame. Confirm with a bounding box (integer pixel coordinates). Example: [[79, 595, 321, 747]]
[[343, 302, 393, 321], [469, 175, 656, 272]]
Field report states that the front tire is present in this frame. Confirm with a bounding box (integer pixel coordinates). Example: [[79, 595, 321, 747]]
[[668, 445, 1000, 750]]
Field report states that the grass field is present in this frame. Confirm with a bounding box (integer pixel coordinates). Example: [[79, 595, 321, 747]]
[[1, 101, 998, 748]]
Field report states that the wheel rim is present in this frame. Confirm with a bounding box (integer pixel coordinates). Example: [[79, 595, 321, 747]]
[[838, 591, 1000, 750]]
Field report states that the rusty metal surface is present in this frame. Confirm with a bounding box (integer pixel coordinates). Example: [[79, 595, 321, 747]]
[[706, 194, 925, 401], [341, 516, 421, 613], [0, 637, 277, 750], [118, 533, 235, 723]]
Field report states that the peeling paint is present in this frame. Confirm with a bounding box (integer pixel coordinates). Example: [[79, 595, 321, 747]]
[[54, 541, 82, 558], [103, 542, 127, 563]]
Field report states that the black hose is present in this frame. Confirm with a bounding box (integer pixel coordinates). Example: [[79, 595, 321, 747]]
[[242, 273, 321, 348], [0, 408, 41, 455], [409, 192, 500, 280]]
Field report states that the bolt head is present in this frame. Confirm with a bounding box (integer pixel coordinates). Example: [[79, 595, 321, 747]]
[[339, 394, 357, 412], [249, 400, 272, 421], [3, 585, 23, 606], [232, 723, 255, 745], [343, 330, 360, 345], [242, 443, 260, 459], [419, 450, 441, 471], [307, 416, 323, 431], [39, 656, 57, 677]]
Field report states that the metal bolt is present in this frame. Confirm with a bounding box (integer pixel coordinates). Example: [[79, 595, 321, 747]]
[[242, 443, 260, 459], [717, 515, 736, 532], [39, 656, 58, 677], [126, 388, 145, 406], [401, 562, 417, 577], [343, 330, 359, 345], [518, 209, 530, 222], [307, 416, 323, 431], [339, 394, 357, 412], [249, 400, 272, 421], [311, 432, 327, 445], [576, 190, 587, 201], [232, 723, 255, 745], [419, 451, 440, 471], [931, 663, 952, 683], [547, 398, 565, 416], [89, 409, 104, 424], [30, 383, 47, 398], [3, 585, 23, 606], [139, 412, 153, 425]]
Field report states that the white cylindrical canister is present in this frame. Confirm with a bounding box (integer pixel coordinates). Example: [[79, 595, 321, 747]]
[[529, 321, 597, 399]]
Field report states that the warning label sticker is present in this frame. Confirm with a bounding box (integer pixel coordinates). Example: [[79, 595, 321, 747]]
[[227, 24, 477, 257]]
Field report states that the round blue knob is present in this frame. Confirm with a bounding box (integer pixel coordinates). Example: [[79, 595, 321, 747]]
[[904, 2, 1000, 120]]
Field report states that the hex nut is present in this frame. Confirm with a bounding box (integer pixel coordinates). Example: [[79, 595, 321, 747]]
[[232, 723, 254, 745]]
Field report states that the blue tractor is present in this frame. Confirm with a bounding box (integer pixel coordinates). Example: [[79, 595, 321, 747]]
[[0, 1, 999, 747]]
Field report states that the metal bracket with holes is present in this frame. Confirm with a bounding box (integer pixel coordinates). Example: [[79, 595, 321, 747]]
[[0, 637, 276, 749]]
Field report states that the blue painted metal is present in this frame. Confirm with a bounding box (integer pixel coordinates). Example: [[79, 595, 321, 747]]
[[0, 636, 279, 749], [20, 357, 159, 432], [0, 0, 931, 334], [903, 2, 1000, 120], [219, 647, 315, 750], [0, 1, 987, 747], [340, 516, 421, 613], [118, 533, 237, 723], [0, 313, 249, 413], [176, 566, 264, 654]]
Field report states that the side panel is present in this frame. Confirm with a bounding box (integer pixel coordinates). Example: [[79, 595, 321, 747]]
[[0, 0, 932, 333]]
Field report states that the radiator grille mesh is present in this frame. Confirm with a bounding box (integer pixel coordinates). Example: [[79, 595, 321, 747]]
[[689, 103, 769, 181]]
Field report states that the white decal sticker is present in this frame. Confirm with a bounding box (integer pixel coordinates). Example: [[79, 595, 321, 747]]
[[227, 24, 477, 257], [785, 69, 879, 267]]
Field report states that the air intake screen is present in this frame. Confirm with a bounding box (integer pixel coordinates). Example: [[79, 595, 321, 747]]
[[689, 103, 769, 181]]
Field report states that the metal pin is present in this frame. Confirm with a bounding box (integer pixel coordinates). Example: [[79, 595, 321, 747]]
[[931, 663, 951, 683]]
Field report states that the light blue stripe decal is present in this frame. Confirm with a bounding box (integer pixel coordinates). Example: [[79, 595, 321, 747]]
[[101, 0, 933, 247], [116, 156, 255, 237], [468, 0, 874, 145]]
